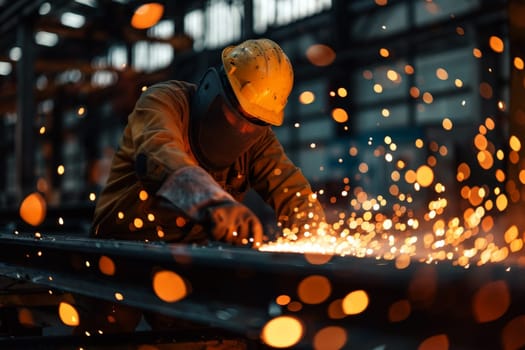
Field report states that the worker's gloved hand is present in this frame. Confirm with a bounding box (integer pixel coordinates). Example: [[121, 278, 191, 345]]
[[205, 202, 263, 248]]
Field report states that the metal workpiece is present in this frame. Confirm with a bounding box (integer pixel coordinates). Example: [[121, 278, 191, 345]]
[[0, 232, 524, 349]]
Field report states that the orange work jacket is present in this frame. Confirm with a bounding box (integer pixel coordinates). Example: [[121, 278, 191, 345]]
[[92, 80, 324, 243]]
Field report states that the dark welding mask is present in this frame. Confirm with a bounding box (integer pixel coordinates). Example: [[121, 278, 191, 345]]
[[189, 67, 269, 171]]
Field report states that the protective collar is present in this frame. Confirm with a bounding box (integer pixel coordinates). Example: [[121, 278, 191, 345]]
[[189, 67, 269, 171]]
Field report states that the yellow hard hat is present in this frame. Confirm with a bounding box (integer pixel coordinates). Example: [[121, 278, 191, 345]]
[[221, 38, 293, 126]]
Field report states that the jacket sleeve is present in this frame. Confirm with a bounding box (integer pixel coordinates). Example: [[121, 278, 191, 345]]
[[129, 83, 234, 222], [248, 129, 325, 236], [129, 83, 196, 182]]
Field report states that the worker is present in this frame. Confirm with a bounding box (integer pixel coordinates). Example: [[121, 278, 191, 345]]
[[91, 38, 325, 247], [74, 38, 326, 347]]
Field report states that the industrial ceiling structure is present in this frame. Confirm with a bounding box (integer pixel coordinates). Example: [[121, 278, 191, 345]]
[[0, 0, 336, 208], [0, 0, 512, 212], [0, 0, 195, 114]]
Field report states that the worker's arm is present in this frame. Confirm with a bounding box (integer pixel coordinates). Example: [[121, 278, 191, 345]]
[[129, 82, 198, 186], [130, 82, 262, 246], [249, 129, 325, 240]]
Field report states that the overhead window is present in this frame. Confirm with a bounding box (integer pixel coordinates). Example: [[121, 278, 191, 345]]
[[253, 0, 332, 34]]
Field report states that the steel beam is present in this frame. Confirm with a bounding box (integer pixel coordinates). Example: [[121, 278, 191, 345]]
[[0, 233, 524, 349]]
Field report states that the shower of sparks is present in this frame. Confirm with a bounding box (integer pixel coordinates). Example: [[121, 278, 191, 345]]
[[261, 34, 525, 269], [260, 113, 525, 268]]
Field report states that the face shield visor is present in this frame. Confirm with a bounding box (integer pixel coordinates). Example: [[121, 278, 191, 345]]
[[189, 67, 269, 171]]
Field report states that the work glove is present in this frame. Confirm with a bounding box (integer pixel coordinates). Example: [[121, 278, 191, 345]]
[[205, 201, 263, 248]]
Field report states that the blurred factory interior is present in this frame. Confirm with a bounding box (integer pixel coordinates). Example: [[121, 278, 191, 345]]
[[0, 0, 517, 231], [1, 0, 525, 349]]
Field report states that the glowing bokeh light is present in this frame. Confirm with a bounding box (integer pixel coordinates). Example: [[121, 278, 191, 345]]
[[299, 91, 315, 104], [337, 87, 348, 98], [473, 48, 483, 58], [489, 35, 504, 53], [509, 135, 522, 151], [514, 57, 524, 70], [479, 82, 493, 99], [17, 308, 35, 327], [19, 192, 47, 226], [388, 299, 411, 322], [474, 133, 488, 150], [436, 68, 448, 80], [139, 190, 149, 201], [328, 299, 346, 320], [276, 295, 291, 306], [395, 254, 411, 269], [477, 150, 494, 170], [418, 334, 449, 350], [342, 290, 369, 315], [442, 118, 453, 130], [305, 252, 333, 265], [261, 316, 304, 348], [297, 275, 331, 304], [131, 3, 164, 29], [98, 255, 116, 276], [332, 108, 348, 123], [306, 44, 336, 67], [416, 165, 434, 187], [422, 92, 434, 104], [58, 302, 79, 326], [387, 69, 399, 82], [496, 193, 508, 212], [373, 84, 383, 93], [502, 316, 525, 350], [472, 280, 510, 323], [152, 270, 188, 303], [410, 86, 420, 98], [133, 217, 144, 229], [287, 301, 303, 312], [313, 326, 348, 350]]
